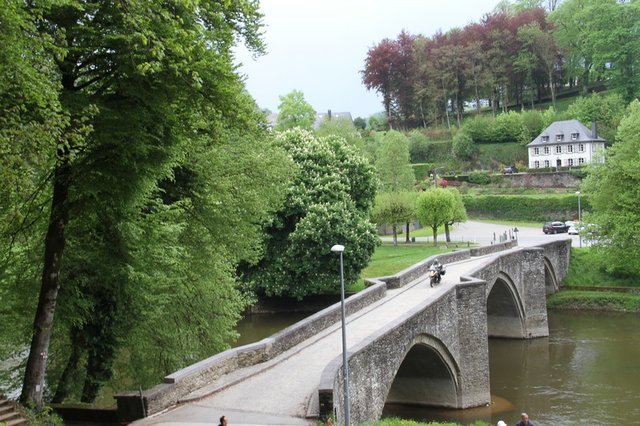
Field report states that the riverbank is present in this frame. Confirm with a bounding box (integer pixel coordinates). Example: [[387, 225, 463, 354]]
[[548, 248, 640, 312]]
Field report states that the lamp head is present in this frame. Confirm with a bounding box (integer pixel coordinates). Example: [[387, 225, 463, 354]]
[[331, 244, 345, 253]]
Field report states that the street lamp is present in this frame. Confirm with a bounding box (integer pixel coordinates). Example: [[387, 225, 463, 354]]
[[576, 191, 582, 248], [331, 244, 350, 426]]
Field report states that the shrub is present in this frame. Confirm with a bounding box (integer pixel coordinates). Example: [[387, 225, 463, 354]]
[[494, 111, 529, 144], [463, 115, 496, 143], [521, 110, 544, 139], [468, 171, 491, 185], [462, 194, 590, 221], [452, 131, 478, 160]]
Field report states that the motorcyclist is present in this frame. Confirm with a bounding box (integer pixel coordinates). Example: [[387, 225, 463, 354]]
[[428, 258, 444, 286]]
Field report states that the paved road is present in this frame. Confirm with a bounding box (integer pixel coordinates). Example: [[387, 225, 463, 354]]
[[384, 220, 583, 248], [134, 221, 575, 426]]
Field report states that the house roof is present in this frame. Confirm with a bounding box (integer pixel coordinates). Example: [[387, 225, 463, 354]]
[[527, 119, 606, 147]]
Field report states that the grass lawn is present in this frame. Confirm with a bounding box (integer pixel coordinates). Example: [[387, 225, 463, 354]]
[[562, 248, 640, 287], [350, 243, 451, 292]]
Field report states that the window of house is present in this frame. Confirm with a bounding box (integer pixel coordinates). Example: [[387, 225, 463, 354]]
[[542, 135, 549, 142], [571, 133, 579, 140], [568, 145, 574, 153], [568, 158, 574, 166], [556, 134, 564, 142], [544, 146, 550, 154], [579, 143, 585, 152], [544, 160, 550, 168], [556, 145, 562, 154], [534, 161, 540, 168], [534, 147, 540, 155], [578, 158, 585, 165]]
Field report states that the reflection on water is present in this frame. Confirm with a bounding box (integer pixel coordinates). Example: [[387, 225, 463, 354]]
[[382, 311, 640, 425]]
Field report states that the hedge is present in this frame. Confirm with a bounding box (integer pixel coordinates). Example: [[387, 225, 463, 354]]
[[462, 194, 591, 222]]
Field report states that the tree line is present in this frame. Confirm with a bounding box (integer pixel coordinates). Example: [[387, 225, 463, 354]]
[[362, 0, 640, 130]]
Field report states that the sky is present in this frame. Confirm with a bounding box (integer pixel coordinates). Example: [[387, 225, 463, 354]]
[[234, 0, 503, 119]]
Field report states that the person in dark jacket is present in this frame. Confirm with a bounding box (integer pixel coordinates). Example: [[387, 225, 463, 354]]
[[515, 412, 534, 426]]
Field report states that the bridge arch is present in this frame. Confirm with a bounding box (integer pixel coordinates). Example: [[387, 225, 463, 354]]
[[486, 272, 526, 338], [543, 256, 559, 294], [385, 334, 461, 408]]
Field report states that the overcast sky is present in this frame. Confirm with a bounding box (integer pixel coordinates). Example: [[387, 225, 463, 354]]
[[234, 0, 502, 119]]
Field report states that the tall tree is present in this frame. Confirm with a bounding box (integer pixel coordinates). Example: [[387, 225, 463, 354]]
[[371, 192, 416, 247], [375, 131, 415, 193], [275, 90, 317, 131], [416, 189, 456, 247], [5, 0, 271, 409], [242, 129, 379, 300], [582, 100, 640, 276]]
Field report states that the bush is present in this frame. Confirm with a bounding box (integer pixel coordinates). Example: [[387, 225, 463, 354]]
[[494, 111, 529, 144], [452, 131, 478, 160], [462, 194, 590, 221], [463, 115, 496, 143], [468, 171, 491, 185], [521, 110, 544, 139]]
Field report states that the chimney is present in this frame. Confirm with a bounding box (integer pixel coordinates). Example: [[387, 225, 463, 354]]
[[592, 121, 597, 138], [327, 109, 332, 120]]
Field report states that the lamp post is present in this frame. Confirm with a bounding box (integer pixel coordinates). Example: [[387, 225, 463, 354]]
[[576, 191, 582, 248], [331, 244, 350, 426]]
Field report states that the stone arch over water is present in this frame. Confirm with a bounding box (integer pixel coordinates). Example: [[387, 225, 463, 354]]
[[385, 334, 461, 408], [487, 272, 525, 338], [543, 256, 559, 294]]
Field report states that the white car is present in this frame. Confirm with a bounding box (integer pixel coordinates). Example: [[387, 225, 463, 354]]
[[568, 225, 579, 235]]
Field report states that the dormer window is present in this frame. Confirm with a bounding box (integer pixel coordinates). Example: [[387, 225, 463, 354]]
[[556, 134, 564, 142], [571, 132, 579, 140], [542, 135, 549, 142]]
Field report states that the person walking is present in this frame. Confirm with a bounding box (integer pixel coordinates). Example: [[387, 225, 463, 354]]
[[516, 412, 534, 426]]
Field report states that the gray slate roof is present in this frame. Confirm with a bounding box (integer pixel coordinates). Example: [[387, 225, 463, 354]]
[[527, 119, 606, 147]]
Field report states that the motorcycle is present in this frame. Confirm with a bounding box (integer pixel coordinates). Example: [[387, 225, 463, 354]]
[[428, 263, 445, 287]]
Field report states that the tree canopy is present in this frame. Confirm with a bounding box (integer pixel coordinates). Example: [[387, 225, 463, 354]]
[[582, 100, 640, 276], [241, 129, 379, 299], [0, 0, 294, 408], [275, 90, 317, 131]]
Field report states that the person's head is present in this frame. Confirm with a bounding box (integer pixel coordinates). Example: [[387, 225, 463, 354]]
[[521, 413, 529, 424], [219, 415, 227, 425]]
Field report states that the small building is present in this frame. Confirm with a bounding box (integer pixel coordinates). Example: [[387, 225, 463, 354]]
[[527, 119, 606, 169]]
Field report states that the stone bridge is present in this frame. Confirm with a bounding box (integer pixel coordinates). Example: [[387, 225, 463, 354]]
[[117, 239, 571, 425]]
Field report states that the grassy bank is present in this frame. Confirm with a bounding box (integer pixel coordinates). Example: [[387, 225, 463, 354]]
[[549, 248, 640, 312]]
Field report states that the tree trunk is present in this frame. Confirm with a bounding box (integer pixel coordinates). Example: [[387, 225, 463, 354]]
[[405, 222, 411, 243], [21, 159, 71, 409], [392, 224, 398, 247], [432, 226, 438, 247], [549, 69, 556, 109], [445, 223, 451, 243], [52, 329, 84, 403]]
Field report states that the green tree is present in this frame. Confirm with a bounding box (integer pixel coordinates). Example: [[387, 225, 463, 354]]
[[581, 100, 640, 276], [375, 131, 416, 192], [0, 0, 283, 409], [443, 189, 467, 243], [316, 116, 362, 149], [242, 129, 379, 299], [275, 90, 317, 131], [566, 93, 626, 143], [416, 189, 455, 247], [371, 192, 416, 246]]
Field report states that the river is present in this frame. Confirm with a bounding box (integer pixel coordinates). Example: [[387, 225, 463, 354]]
[[235, 310, 640, 425]]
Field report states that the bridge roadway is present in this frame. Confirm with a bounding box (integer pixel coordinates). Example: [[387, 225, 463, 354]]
[[133, 244, 540, 426]]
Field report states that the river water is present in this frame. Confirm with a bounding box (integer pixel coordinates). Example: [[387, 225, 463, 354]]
[[235, 310, 640, 425]]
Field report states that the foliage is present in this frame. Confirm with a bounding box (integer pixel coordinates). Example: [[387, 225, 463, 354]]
[[520, 109, 544, 138], [242, 129, 379, 299], [581, 100, 640, 277], [463, 115, 496, 144], [494, 111, 529, 144], [415, 189, 458, 246], [375, 131, 416, 192], [547, 291, 640, 312], [0, 0, 293, 407], [468, 171, 492, 185], [316, 117, 362, 149], [353, 116, 367, 130], [562, 249, 639, 287], [452, 131, 478, 160], [566, 92, 626, 143], [462, 194, 588, 221], [275, 90, 316, 131], [371, 192, 417, 246]]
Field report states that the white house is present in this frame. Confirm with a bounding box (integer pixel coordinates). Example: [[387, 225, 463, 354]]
[[527, 119, 606, 169]]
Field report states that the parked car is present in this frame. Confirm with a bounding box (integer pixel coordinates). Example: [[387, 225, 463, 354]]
[[568, 225, 579, 235], [503, 165, 518, 174], [543, 221, 569, 234]]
